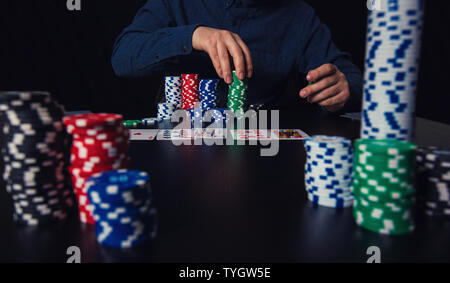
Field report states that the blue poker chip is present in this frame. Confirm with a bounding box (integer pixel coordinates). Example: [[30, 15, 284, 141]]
[[142, 118, 160, 126], [307, 193, 353, 208], [87, 170, 157, 248], [304, 135, 354, 208], [306, 187, 352, 197], [87, 170, 149, 188], [94, 207, 157, 248]]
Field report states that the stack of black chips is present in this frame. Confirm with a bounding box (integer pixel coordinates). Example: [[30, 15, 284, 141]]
[[0, 91, 75, 226], [416, 146, 450, 219]]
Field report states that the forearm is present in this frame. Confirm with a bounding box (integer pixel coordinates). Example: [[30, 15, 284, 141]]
[[111, 24, 202, 77]]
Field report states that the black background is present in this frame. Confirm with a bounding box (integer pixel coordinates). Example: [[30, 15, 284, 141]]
[[0, 0, 449, 123]]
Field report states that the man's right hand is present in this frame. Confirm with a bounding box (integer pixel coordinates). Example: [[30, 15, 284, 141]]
[[192, 26, 253, 84]]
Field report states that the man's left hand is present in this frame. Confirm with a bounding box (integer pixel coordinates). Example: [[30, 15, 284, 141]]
[[299, 63, 350, 112]]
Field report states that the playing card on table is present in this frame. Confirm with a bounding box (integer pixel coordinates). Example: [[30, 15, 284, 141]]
[[272, 129, 309, 140], [170, 129, 194, 140], [193, 128, 226, 139], [129, 129, 159, 141], [230, 129, 276, 140], [156, 129, 173, 140]]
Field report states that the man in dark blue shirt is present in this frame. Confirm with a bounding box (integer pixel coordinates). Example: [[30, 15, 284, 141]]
[[112, 0, 363, 113]]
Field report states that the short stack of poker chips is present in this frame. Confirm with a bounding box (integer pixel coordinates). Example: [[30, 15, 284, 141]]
[[304, 136, 354, 208], [0, 91, 75, 226], [86, 170, 157, 248], [352, 139, 416, 235], [416, 146, 450, 218], [199, 79, 220, 110], [227, 71, 247, 114], [63, 113, 130, 224], [141, 118, 159, 126], [157, 103, 177, 121], [187, 108, 234, 126], [360, 0, 424, 141], [123, 120, 142, 128], [187, 107, 203, 125], [165, 76, 183, 108], [181, 74, 200, 110]]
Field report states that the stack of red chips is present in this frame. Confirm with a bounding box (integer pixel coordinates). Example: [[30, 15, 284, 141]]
[[181, 74, 200, 110], [63, 113, 130, 224]]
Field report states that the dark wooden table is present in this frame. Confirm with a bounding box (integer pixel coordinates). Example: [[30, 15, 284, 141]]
[[1, 108, 450, 263]]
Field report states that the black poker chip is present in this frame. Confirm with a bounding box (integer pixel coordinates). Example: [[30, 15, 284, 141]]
[[0, 91, 75, 226], [416, 146, 450, 219]]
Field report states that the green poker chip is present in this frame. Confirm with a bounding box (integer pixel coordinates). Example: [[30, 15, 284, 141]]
[[123, 120, 142, 127], [354, 139, 417, 153], [352, 138, 417, 235], [227, 71, 247, 112], [353, 208, 415, 235]]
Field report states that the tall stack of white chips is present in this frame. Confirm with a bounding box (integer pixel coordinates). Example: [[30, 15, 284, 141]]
[[361, 0, 424, 141]]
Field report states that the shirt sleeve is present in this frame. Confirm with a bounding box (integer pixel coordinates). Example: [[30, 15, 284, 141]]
[[111, 0, 202, 77], [297, 4, 363, 113]]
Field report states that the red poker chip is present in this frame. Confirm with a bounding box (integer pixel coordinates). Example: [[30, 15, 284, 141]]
[[63, 113, 123, 128], [70, 164, 129, 179], [78, 204, 94, 213], [77, 210, 95, 224], [182, 74, 199, 80], [75, 193, 91, 205], [72, 136, 129, 148], [72, 126, 129, 141], [72, 137, 129, 148], [71, 175, 90, 189], [70, 146, 129, 161], [69, 161, 129, 178], [65, 114, 131, 221], [71, 146, 129, 157], [70, 147, 129, 160], [70, 152, 129, 165], [70, 156, 129, 169], [67, 124, 125, 135], [70, 158, 130, 172], [72, 137, 129, 149]]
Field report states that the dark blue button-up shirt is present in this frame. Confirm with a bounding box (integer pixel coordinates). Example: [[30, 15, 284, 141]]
[[112, 0, 363, 111]]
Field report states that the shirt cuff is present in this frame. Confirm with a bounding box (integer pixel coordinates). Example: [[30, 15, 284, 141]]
[[167, 23, 203, 58]]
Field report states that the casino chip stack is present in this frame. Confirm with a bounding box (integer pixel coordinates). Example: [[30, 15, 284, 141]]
[[416, 146, 450, 218], [227, 71, 247, 115], [181, 74, 200, 110], [0, 91, 75, 226], [63, 113, 130, 224], [86, 170, 157, 248], [199, 79, 220, 110], [304, 136, 354, 208], [141, 118, 159, 126], [165, 76, 183, 108], [360, 0, 424, 141], [352, 139, 416, 235], [157, 103, 177, 121], [187, 108, 231, 126]]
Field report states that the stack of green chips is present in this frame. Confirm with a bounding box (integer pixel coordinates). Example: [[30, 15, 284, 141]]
[[123, 120, 142, 128], [352, 139, 417, 235], [227, 70, 247, 116]]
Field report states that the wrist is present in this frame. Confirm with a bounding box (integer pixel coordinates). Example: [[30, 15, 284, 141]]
[[192, 25, 206, 51]]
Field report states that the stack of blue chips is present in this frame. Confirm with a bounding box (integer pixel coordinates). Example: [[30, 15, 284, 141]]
[[165, 76, 183, 108], [199, 79, 220, 110], [304, 136, 354, 208], [157, 103, 177, 121], [86, 170, 157, 248], [361, 0, 424, 141], [141, 117, 160, 126], [187, 108, 231, 125]]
